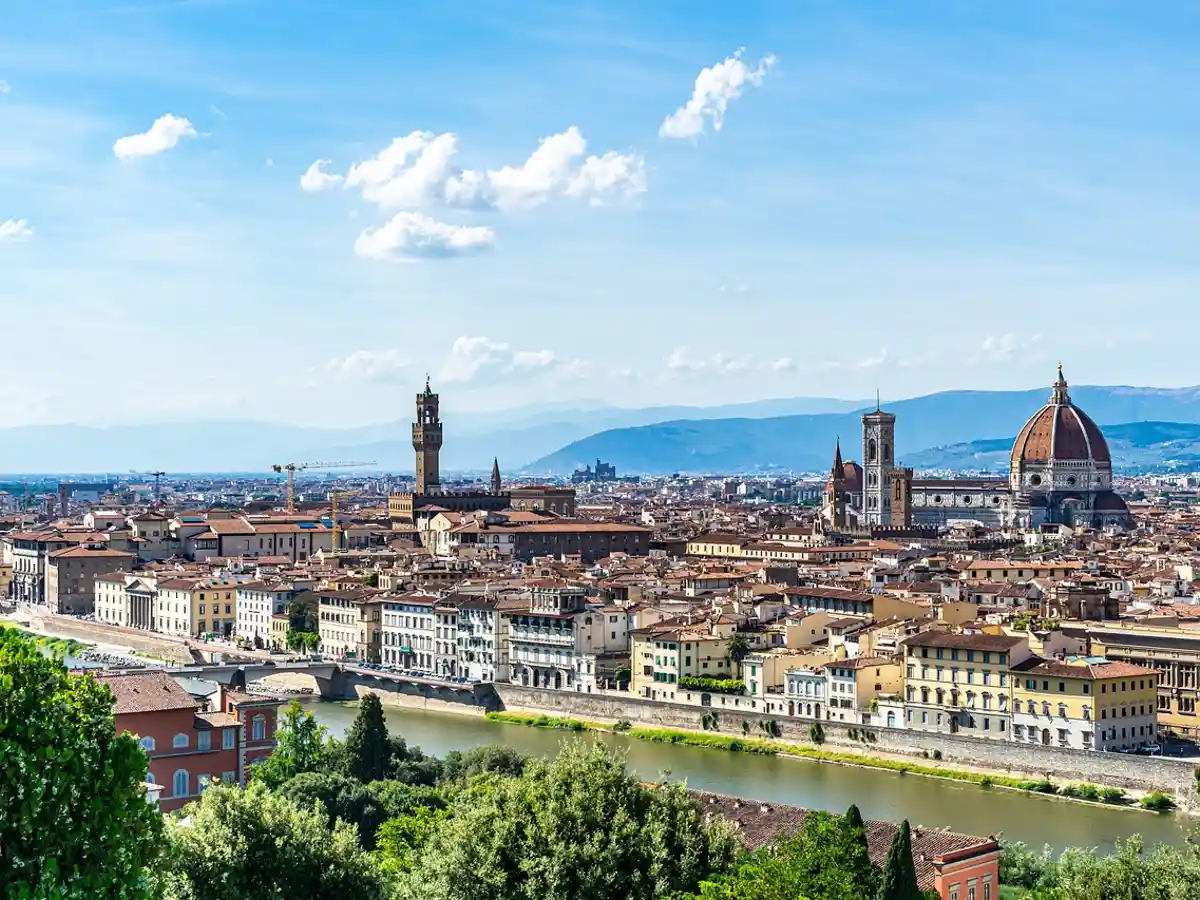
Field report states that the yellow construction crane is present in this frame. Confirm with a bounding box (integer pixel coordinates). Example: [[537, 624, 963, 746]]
[[329, 489, 363, 551], [271, 461, 375, 514]]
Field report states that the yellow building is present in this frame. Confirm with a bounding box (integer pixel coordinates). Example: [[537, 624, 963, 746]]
[[0, 563, 12, 601], [901, 632, 1029, 739], [154, 576, 238, 638], [684, 534, 749, 558], [825, 655, 905, 725], [317, 588, 383, 662], [1011, 656, 1158, 751], [630, 617, 736, 701], [1089, 623, 1200, 738]]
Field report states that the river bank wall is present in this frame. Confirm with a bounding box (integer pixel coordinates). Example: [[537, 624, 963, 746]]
[[492, 684, 1199, 798], [20, 611, 197, 665]]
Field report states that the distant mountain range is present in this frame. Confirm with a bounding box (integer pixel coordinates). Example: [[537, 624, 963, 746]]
[[7, 385, 1200, 476], [0, 395, 866, 475], [526, 386, 1200, 475], [905, 422, 1200, 473]]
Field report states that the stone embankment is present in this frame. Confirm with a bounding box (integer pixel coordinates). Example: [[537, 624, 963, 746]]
[[493, 684, 1199, 799], [24, 611, 196, 665]]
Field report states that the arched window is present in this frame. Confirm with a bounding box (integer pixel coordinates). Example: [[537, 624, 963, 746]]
[[1027, 700, 1036, 715], [139, 736, 156, 752], [252, 715, 266, 742], [868, 439, 877, 462], [882, 443, 890, 460], [173, 733, 189, 749], [173, 769, 189, 798]]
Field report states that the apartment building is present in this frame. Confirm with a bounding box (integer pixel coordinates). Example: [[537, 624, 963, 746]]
[[456, 595, 513, 682], [45, 546, 135, 615], [901, 632, 1029, 739], [95, 671, 281, 812], [1088, 623, 1200, 738], [236, 582, 304, 647], [1011, 656, 1159, 751], [156, 577, 240, 639], [317, 589, 383, 661], [784, 667, 827, 719], [381, 593, 437, 670], [504, 582, 627, 690], [434, 598, 459, 677], [7, 529, 108, 605], [824, 656, 904, 725], [630, 616, 738, 701]]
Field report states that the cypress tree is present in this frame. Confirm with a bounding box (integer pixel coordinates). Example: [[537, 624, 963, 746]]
[[843, 804, 878, 898], [878, 819, 922, 900], [344, 692, 393, 783]]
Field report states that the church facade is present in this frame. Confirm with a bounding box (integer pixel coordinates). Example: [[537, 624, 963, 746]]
[[825, 367, 1132, 532]]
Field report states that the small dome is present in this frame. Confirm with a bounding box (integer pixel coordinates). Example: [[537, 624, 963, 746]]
[[1011, 367, 1111, 467]]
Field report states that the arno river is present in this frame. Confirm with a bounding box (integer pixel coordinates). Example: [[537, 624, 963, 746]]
[[303, 699, 1189, 854]]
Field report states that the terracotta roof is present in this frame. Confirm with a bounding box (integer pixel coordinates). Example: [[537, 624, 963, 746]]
[[1011, 656, 1158, 680], [1011, 370, 1110, 466], [48, 546, 134, 560], [900, 631, 1025, 651], [94, 671, 197, 715], [689, 789, 998, 892]]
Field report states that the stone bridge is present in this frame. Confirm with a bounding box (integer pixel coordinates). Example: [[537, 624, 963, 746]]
[[154, 660, 498, 706]]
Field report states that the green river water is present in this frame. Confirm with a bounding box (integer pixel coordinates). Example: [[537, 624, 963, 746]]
[[302, 698, 1189, 854]]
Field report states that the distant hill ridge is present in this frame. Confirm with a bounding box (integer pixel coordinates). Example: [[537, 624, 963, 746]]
[[526, 385, 1200, 475]]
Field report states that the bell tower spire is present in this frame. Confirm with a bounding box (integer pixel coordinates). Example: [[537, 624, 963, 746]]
[[412, 379, 443, 494], [491, 457, 502, 493]]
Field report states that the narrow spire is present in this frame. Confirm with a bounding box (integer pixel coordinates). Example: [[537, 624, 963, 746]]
[[425, 373, 431, 394], [832, 437, 844, 476], [491, 456, 502, 492], [876, 388, 881, 412]]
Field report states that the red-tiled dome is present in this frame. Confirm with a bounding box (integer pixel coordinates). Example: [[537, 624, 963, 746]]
[[1011, 367, 1111, 467]]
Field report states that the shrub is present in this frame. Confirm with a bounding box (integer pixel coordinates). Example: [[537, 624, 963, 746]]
[[1141, 791, 1175, 811], [810, 722, 825, 744], [699, 712, 719, 731], [613, 719, 633, 733], [848, 727, 859, 741], [931, 749, 943, 761], [728, 739, 744, 752], [1098, 787, 1127, 804], [980, 776, 993, 788], [759, 719, 781, 738], [679, 676, 746, 695], [1016, 779, 1056, 794], [1075, 783, 1100, 801], [920, 750, 929, 759]]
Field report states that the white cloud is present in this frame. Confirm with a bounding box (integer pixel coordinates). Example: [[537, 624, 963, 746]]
[[977, 333, 1044, 363], [353, 212, 494, 261], [112, 114, 197, 160], [439, 336, 585, 384], [666, 346, 750, 375], [660, 49, 776, 139], [299, 159, 343, 193], [771, 357, 797, 373], [0, 218, 33, 242], [326, 349, 410, 384], [0, 80, 9, 94], [339, 127, 644, 212]]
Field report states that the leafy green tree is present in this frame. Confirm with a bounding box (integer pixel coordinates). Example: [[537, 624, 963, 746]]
[[370, 780, 447, 820], [878, 820, 921, 900], [375, 806, 451, 878], [398, 741, 737, 900], [999, 842, 1059, 893], [278, 772, 390, 850], [155, 783, 387, 900], [0, 626, 163, 899], [287, 591, 319, 634], [287, 630, 320, 653], [441, 745, 528, 783], [344, 693, 394, 783], [688, 810, 876, 900], [252, 700, 329, 788], [389, 735, 443, 786], [726, 633, 751, 664]]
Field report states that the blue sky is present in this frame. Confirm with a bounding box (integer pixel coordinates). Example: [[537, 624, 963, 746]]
[[2, 0, 1199, 427]]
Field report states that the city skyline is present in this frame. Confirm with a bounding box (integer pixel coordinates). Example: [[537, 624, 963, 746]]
[[3, 1, 1200, 427]]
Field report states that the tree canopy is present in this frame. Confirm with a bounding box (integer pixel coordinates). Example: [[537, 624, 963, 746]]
[[878, 820, 922, 900], [252, 699, 329, 789], [154, 783, 387, 900], [344, 693, 393, 784], [0, 626, 163, 899], [396, 741, 737, 900], [278, 772, 390, 850]]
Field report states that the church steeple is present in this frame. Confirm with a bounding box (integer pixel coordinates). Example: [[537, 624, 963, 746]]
[[832, 437, 844, 476], [491, 457, 502, 493]]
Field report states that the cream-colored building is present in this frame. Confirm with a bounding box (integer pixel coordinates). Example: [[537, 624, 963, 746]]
[[630, 616, 737, 702], [901, 632, 1029, 739], [825, 655, 904, 725]]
